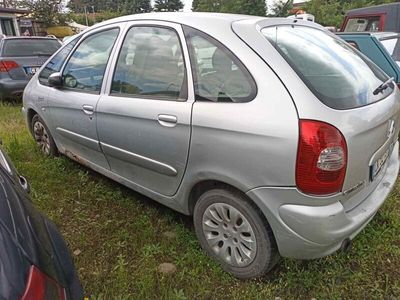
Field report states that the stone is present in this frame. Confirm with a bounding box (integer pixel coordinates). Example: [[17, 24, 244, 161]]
[[158, 263, 177, 274]]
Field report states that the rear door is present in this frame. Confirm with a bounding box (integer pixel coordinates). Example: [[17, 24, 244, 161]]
[[97, 21, 193, 197], [48, 26, 121, 169], [233, 20, 400, 209]]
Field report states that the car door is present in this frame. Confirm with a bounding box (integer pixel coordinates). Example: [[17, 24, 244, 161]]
[[48, 26, 121, 170], [97, 21, 194, 197], [30, 37, 80, 129]]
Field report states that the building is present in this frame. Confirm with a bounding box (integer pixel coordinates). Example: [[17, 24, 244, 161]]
[[0, 0, 29, 36]]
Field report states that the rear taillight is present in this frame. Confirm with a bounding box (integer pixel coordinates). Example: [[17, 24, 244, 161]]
[[0, 60, 18, 72], [21, 266, 66, 300], [296, 120, 347, 195]]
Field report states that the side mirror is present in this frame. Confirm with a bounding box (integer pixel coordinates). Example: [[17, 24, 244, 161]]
[[48, 72, 63, 88]]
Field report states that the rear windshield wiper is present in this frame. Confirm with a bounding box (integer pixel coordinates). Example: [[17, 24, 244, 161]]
[[373, 77, 394, 95]]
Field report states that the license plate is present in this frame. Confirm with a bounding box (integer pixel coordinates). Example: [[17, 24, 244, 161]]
[[25, 67, 39, 76], [370, 143, 394, 181]]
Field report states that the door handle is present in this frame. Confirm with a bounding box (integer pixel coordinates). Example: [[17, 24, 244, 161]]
[[158, 114, 177, 127], [82, 105, 94, 116]]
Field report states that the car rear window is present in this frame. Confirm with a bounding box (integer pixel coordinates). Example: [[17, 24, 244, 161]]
[[262, 25, 391, 110], [2, 39, 61, 57]]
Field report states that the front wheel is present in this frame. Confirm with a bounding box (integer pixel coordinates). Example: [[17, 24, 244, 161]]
[[193, 188, 279, 279], [31, 115, 58, 156]]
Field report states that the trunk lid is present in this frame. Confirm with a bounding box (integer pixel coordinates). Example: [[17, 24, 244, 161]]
[[2, 56, 51, 79]]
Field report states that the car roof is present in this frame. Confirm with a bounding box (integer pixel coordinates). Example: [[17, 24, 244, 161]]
[[337, 32, 400, 39], [82, 12, 324, 41], [92, 12, 262, 28], [3, 36, 58, 40]]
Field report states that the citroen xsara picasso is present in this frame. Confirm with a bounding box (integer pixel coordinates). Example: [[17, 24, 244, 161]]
[[23, 13, 400, 279]]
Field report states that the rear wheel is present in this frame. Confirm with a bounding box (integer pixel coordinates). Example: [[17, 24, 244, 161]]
[[31, 115, 58, 156], [193, 188, 279, 279]]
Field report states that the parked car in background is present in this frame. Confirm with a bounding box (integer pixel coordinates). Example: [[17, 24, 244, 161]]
[[337, 32, 400, 86], [0, 37, 61, 101], [23, 13, 400, 279], [0, 142, 82, 299], [341, 3, 400, 33]]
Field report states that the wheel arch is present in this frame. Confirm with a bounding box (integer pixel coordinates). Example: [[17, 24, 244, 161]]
[[187, 180, 272, 228], [27, 108, 38, 135]]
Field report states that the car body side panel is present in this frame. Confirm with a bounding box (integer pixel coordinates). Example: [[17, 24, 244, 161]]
[[183, 20, 298, 192], [0, 224, 30, 300]]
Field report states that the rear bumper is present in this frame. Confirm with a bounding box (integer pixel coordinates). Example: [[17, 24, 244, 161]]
[[0, 78, 29, 99], [247, 142, 399, 259]]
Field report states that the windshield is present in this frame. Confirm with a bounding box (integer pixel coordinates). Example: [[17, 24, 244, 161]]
[[262, 25, 391, 110], [2, 39, 61, 57]]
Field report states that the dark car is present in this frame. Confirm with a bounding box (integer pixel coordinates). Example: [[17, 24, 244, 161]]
[[337, 32, 400, 87], [341, 3, 400, 33], [0, 37, 61, 100], [0, 143, 82, 299]]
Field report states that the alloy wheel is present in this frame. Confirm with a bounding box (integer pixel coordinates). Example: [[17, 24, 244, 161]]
[[33, 121, 51, 155], [202, 203, 257, 267]]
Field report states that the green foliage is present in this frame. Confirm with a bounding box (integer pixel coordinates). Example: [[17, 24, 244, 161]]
[[303, 0, 397, 27], [268, 0, 293, 17], [69, 11, 121, 26], [191, 0, 199, 11], [154, 0, 184, 12], [16, 0, 65, 26], [67, 0, 152, 14], [193, 0, 266, 16]]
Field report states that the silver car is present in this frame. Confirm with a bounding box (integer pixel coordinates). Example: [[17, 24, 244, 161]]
[[22, 13, 400, 279]]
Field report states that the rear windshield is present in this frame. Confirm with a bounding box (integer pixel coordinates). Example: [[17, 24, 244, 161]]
[[262, 25, 391, 110], [379, 37, 400, 66], [2, 39, 61, 57]]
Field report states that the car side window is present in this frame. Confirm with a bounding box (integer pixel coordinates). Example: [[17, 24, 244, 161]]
[[62, 28, 119, 93], [347, 40, 360, 50], [39, 37, 79, 86], [111, 26, 187, 101], [183, 26, 256, 103]]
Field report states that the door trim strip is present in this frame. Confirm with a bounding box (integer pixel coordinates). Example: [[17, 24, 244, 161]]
[[100, 142, 178, 177], [56, 127, 101, 151]]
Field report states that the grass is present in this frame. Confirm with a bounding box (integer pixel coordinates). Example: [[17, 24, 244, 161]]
[[1, 102, 400, 299]]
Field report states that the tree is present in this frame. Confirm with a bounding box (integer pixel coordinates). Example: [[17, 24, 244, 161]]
[[193, 0, 266, 16], [17, 0, 64, 26], [268, 0, 293, 17], [154, 0, 183, 12], [67, 0, 151, 14], [191, 0, 199, 11]]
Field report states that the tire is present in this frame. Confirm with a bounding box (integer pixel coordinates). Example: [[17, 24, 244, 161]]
[[31, 114, 58, 156], [194, 188, 279, 279]]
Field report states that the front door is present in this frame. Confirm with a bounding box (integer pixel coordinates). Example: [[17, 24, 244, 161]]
[[48, 26, 121, 170], [97, 22, 194, 196]]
